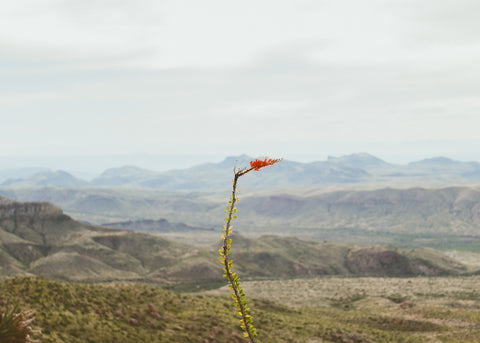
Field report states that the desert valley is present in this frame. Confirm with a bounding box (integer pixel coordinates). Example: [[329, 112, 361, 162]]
[[1, 154, 480, 342]]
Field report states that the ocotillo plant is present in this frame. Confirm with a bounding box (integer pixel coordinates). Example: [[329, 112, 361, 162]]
[[219, 157, 282, 343]]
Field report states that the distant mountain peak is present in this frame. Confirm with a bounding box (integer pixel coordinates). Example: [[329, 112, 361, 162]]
[[0, 167, 50, 184], [327, 153, 389, 168], [409, 156, 456, 166], [91, 165, 159, 186], [217, 154, 253, 168], [222, 154, 252, 162], [98, 165, 156, 174], [328, 152, 379, 160], [1, 170, 87, 187]]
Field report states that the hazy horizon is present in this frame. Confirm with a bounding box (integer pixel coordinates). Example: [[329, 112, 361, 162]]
[[2, 149, 480, 181], [1, 1, 479, 166]]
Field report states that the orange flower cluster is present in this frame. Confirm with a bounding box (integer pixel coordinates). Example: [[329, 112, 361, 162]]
[[249, 157, 282, 171]]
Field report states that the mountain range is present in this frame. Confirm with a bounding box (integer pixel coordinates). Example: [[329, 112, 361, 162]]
[[1, 170, 88, 187], [3, 153, 480, 190], [0, 196, 472, 287], [3, 185, 480, 243]]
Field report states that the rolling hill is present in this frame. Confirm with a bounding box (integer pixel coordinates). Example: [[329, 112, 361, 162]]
[[3, 185, 480, 242], [6, 275, 480, 343], [0, 196, 472, 289]]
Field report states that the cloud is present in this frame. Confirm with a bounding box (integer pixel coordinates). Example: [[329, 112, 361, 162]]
[[1, 0, 480, 159]]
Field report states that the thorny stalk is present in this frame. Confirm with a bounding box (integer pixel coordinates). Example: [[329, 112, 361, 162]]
[[219, 158, 281, 342]]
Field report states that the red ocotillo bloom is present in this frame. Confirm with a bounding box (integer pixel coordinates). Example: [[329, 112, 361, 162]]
[[249, 157, 282, 171]]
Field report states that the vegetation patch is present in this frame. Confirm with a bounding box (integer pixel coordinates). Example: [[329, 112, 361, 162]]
[[355, 315, 443, 332], [1, 276, 480, 342]]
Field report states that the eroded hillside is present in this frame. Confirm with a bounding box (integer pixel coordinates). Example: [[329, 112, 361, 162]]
[[0, 196, 474, 290]]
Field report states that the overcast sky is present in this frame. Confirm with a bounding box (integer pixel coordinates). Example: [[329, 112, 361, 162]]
[[1, 0, 480, 172]]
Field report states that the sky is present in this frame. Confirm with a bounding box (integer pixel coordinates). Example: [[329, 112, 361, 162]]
[[1, 0, 480, 173]]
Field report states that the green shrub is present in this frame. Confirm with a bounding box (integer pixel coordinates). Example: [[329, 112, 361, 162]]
[[0, 306, 40, 343]]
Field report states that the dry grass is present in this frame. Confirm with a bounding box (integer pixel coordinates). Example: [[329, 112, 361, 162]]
[[205, 276, 480, 342], [205, 276, 480, 308]]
